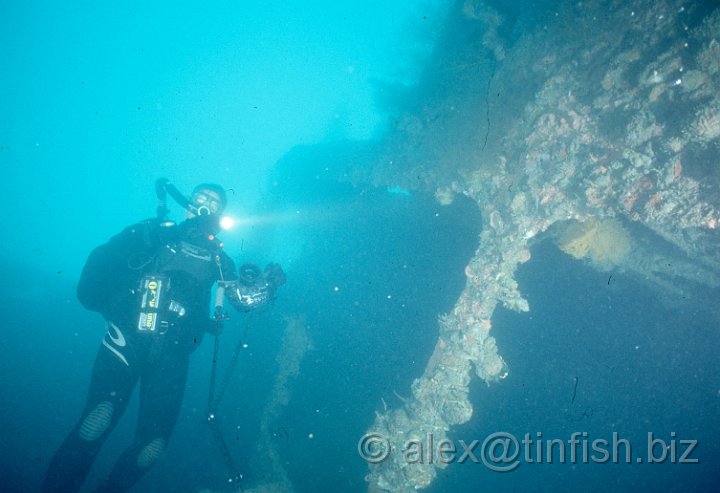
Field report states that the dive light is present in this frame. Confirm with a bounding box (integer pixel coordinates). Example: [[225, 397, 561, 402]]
[[219, 216, 235, 231]]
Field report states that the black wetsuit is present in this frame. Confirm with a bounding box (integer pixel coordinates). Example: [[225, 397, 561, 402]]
[[43, 217, 236, 493]]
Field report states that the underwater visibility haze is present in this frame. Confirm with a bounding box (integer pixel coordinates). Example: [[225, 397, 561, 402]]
[[2, 1, 720, 492]]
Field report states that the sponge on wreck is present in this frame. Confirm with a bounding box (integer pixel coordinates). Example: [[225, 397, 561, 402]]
[[556, 217, 631, 267]]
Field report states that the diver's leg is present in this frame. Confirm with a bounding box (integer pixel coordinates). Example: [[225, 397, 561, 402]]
[[42, 323, 139, 493], [92, 351, 190, 493]]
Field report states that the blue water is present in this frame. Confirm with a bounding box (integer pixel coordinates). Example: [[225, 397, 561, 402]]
[[2, 1, 719, 492]]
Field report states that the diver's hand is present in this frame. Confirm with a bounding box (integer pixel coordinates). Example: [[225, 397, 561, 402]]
[[231, 281, 270, 310], [264, 263, 286, 292]]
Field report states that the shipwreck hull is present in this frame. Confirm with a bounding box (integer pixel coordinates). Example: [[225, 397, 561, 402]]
[[362, 1, 720, 490]]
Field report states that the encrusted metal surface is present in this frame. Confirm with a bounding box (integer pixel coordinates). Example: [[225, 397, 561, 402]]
[[364, 1, 720, 490]]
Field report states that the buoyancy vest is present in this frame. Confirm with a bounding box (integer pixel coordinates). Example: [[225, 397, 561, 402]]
[[77, 218, 235, 333]]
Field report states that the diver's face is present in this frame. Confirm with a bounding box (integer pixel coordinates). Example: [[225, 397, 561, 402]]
[[186, 189, 224, 219]]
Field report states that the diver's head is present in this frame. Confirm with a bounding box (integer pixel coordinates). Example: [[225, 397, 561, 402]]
[[187, 183, 227, 219], [179, 183, 228, 239]]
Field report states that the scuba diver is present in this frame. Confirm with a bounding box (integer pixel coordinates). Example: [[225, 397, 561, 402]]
[[42, 180, 285, 493]]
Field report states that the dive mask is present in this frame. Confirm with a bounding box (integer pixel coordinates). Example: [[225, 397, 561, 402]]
[[190, 190, 224, 216]]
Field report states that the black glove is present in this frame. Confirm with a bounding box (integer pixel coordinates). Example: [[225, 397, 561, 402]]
[[263, 263, 286, 294]]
